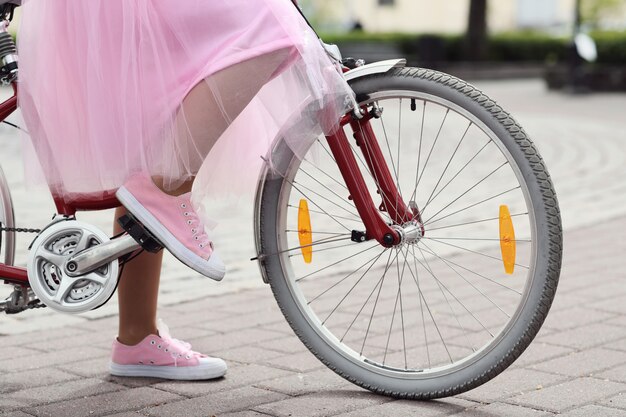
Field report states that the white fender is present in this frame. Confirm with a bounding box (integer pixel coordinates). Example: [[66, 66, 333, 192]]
[[344, 59, 407, 82]]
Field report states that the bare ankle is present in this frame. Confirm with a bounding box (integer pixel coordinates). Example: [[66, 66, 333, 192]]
[[117, 326, 158, 346], [151, 176, 195, 197]]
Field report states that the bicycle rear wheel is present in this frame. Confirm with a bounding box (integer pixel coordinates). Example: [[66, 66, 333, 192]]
[[255, 67, 562, 398], [0, 165, 15, 267]]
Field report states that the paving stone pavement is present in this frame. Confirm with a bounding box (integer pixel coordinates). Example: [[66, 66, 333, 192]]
[[0, 79, 625, 416], [0, 215, 624, 416]]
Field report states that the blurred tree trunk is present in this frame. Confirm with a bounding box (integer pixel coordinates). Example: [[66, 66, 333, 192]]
[[465, 0, 488, 61]]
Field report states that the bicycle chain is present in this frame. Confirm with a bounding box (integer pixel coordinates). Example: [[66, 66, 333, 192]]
[[0, 226, 41, 233]]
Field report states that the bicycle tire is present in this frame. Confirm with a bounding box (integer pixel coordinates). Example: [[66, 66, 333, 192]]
[[256, 67, 562, 399]]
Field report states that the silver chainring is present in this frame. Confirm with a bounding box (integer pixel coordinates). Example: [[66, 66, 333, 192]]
[[27, 220, 119, 314]]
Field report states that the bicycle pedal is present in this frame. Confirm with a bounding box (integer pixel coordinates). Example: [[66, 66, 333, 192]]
[[117, 213, 163, 253]]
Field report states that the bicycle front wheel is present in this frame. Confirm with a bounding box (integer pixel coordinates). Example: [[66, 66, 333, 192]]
[[256, 68, 562, 398]]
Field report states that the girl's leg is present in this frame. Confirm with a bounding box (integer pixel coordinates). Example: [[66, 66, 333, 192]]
[[156, 47, 291, 194], [115, 48, 291, 343], [114, 205, 163, 345]]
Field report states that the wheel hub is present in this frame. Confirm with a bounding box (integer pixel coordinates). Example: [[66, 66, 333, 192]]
[[392, 220, 424, 245]]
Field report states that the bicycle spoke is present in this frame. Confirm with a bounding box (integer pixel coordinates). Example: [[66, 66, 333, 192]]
[[295, 243, 379, 282], [286, 230, 350, 237], [419, 240, 520, 302], [361, 249, 400, 355], [421, 139, 492, 214], [293, 179, 359, 219], [422, 122, 472, 212], [410, 244, 430, 368], [397, 98, 404, 201], [409, 101, 426, 204], [423, 161, 508, 225], [321, 249, 388, 324], [410, 246, 495, 337], [274, 235, 351, 257], [422, 237, 530, 270], [288, 205, 363, 224], [426, 213, 528, 232], [295, 240, 381, 258], [317, 138, 337, 164], [411, 245, 476, 352], [403, 254, 454, 364], [287, 182, 354, 232], [309, 249, 387, 305], [340, 250, 391, 342], [298, 168, 361, 218], [382, 247, 409, 367], [423, 237, 531, 243], [302, 157, 348, 191], [379, 103, 403, 199], [416, 109, 449, 192], [377, 104, 406, 222], [425, 186, 521, 227]]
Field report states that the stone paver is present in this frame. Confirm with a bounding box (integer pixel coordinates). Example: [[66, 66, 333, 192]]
[[0, 378, 123, 410], [145, 386, 288, 416], [153, 363, 294, 396], [255, 368, 352, 396], [252, 390, 390, 417], [599, 364, 626, 384], [459, 402, 554, 417], [28, 386, 181, 417], [0, 367, 79, 394], [508, 378, 626, 413], [529, 348, 626, 378], [458, 368, 568, 403], [0, 80, 625, 416], [336, 397, 477, 416], [603, 393, 626, 410], [558, 405, 626, 417], [0, 346, 107, 372]]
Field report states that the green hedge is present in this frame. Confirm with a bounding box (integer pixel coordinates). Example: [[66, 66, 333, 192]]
[[320, 31, 626, 64], [591, 31, 626, 64]]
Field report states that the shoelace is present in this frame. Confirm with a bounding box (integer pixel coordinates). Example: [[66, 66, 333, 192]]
[[180, 202, 211, 250], [159, 336, 199, 366]]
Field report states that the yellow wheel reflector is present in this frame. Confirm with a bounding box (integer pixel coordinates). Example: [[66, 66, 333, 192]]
[[298, 199, 313, 264], [499, 205, 516, 274]]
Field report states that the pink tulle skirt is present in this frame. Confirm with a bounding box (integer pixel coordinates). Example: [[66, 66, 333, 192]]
[[18, 0, 354, 204]]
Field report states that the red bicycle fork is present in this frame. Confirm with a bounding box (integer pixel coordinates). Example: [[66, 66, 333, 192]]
[[326, 112, 415, 247]]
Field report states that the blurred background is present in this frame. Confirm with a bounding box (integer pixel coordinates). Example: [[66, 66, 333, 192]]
[[303, 0, 626, 90]]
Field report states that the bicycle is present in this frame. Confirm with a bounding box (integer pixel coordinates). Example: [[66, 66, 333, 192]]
[[0, 1, 562, 399]]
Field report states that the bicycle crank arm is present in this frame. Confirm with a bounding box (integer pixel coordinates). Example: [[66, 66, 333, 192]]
[[64, 234, 140, 277]]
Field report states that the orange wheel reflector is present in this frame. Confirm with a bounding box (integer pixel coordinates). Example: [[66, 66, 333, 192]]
[[298, 199, 313, 264], [499, 205, 516, 275]]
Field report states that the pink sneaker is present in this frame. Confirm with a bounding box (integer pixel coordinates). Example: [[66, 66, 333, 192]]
[[116, 173, 225, 280], [109, 326, 227, 380]]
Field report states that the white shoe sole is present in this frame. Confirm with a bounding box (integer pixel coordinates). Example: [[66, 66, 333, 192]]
[[110, 358, 227, 380], [116, 186, 226, 281]]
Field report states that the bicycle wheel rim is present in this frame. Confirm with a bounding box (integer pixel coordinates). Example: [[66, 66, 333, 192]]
[[273, 88, 539, 379]]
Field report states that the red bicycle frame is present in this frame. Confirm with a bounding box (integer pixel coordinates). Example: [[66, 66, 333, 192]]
[[1, 85, 412, 287]]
